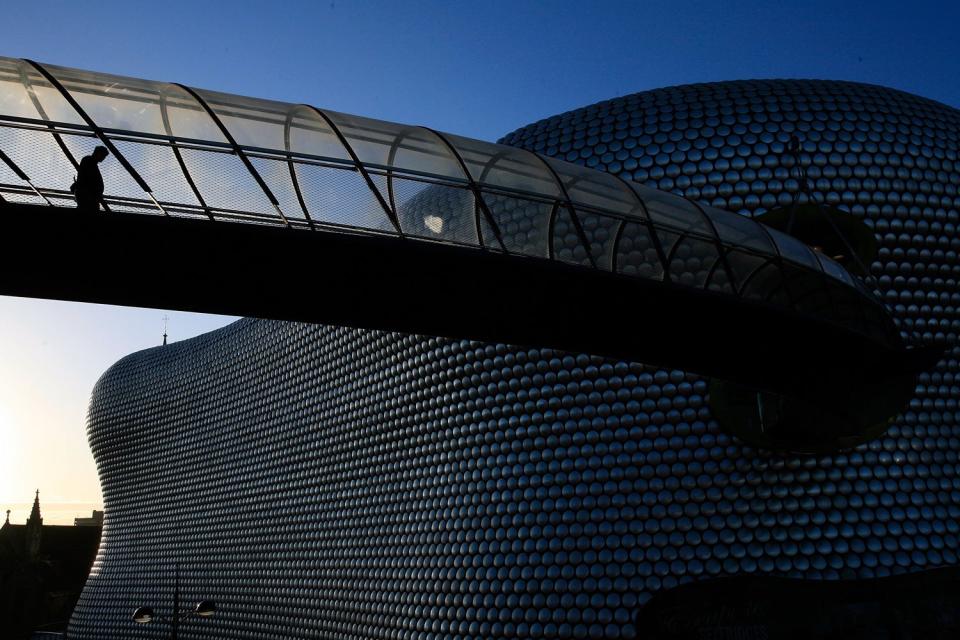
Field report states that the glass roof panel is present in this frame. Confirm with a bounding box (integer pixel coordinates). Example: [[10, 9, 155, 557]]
[[702, 207, 776, 255], [323, 110, 465, 180], [765, 226, 821, 270], [0, 58, 44, 120], [160, 86, 226, 143], [542, 156, 645, 218], [816, 253, 855, 285], [0, 58, 83, 125], [43, 62, 170, 135], [286, 107, 351, 162], [440, 132, 563, 198], [191, 88, 292, 149], [630, 182, 713, 236], [36, 62, 225, 142], [0, 58, 894, 349]]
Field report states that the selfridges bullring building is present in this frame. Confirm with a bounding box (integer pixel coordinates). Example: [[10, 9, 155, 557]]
[[55, 77, 960, 638]]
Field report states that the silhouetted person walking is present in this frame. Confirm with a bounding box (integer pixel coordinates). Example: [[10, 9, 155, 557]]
[[73, 146, 109, 213]]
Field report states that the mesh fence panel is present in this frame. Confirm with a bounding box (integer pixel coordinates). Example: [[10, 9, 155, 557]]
[[0, 149, 28, 188], [0, 133, 42, 205], [0, 127, 77, 195], [477, 207, 503, 251], [743, 261, 791, 306], [577, 210, 621, 271], [107, 201, 165, 215], [293, 162, 396, 233], [111, 140, 201, 210], [658, 230, 727, 290], [653, 227, 680, 263], [704, 259, 735, 294], [482, 193, 552, 258], [178, 148, 278, 219], [615, 221, 664, 280], [393, 178, 476, 246], [661, 234, 716, 288], [48, 195, 75, 208], [551, 206, 591, 267], [0, 190, 43, 205], [727, 252, 783, 303], [367, 172, 393, 220], [250, 156, 307, 222]]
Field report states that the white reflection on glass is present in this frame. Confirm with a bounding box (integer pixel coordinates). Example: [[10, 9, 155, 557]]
[[424, 215, 444, 234]]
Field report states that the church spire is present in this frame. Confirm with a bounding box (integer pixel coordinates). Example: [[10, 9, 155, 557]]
[[26, 489, 42, 558], [28, 489, 42, 525]]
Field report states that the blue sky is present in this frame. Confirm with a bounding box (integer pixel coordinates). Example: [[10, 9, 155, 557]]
[[4, 0, 959, 141], [1, 0, 957, 523]]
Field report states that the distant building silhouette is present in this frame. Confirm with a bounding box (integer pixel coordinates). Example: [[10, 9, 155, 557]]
[[73, 511, 103, 528], [0, 492, 101, 639], [25, 490, 42, 557]]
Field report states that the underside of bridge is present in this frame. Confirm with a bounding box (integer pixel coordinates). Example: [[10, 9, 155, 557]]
[[0, 200, 930, 410]]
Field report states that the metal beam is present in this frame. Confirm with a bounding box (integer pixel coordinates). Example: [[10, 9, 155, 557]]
[[0, 147, 52, 205], [282, 108, 315, 229], [611, 217, 668, 281], [687, 199, 741, 294], [301, 105, 402, 235], [610, 172, 672, 282], [16, 61, 80, 173], [174, 83, 289, 227], [420, 127, 508, 252], [159, 90, 214, 221], [744, 216, 793, 303], [531, 154, 598, 269]]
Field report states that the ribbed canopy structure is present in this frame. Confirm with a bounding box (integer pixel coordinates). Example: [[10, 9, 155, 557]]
[[0, 57, 896, 347]]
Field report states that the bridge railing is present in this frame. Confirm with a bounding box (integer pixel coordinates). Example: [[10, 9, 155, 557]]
[[0, 57, 897, 344]]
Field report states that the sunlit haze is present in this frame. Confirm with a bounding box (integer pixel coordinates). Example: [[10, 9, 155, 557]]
[[0, 298, 236, 524]]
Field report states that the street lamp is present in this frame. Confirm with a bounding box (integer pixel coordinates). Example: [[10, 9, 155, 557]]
[[132, 562, 215, 638]]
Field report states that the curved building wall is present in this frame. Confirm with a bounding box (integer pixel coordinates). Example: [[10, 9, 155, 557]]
[[71, 80, 960, 640]]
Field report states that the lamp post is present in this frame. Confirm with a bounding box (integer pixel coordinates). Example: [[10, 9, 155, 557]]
[[132, 562, 215, 639]]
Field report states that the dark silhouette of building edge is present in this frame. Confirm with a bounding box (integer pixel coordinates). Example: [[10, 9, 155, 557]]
[[0, 492, 101, 639]]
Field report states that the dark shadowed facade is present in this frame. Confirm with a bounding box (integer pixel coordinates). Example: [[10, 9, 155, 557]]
[[0, 494, 101, 638], [69, 80, 960, 639]]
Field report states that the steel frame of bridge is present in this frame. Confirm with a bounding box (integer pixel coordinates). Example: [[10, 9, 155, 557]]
[[0, 58, 883, 330], [0, 57, 924, 407]]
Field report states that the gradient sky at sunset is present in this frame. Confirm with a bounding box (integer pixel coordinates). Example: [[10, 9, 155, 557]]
[[1, 0, 957, 524]]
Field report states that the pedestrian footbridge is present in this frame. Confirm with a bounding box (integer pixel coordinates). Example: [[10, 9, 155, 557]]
[[0, 58, 937, 447]]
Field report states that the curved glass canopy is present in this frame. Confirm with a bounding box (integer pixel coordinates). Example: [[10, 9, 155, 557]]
[[0, 57, 896, 343]]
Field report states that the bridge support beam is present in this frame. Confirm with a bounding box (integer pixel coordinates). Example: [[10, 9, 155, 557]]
[[0, 202, 926, 405]]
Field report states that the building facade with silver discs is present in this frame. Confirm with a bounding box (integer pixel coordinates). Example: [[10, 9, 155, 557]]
[[66, 79, 960, 639]]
